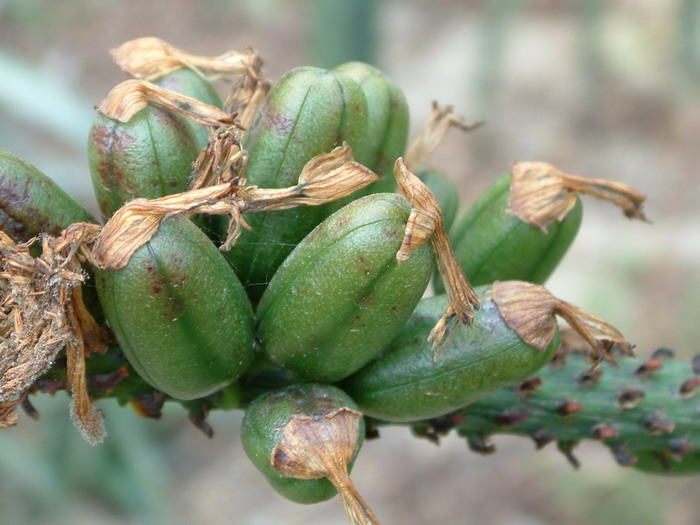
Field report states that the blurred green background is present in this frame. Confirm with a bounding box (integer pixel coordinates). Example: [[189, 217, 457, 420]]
[[1, 0, 700, 523]]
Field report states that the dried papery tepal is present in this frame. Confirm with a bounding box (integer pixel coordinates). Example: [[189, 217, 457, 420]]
[[110, 37, 262, 82], [402, 102, 482, 172], [392, 159, 480, 354], [507, 161, 647, 232], [241, 384, 379, 524]]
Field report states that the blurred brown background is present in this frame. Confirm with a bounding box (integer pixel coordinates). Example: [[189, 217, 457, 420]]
[[1, 1, 699, 524]]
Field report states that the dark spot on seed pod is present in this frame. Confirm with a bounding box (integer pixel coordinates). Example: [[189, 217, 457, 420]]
[[652, 347, 675, 360], [516, 377, 542, 397], [532, 430, 555, 449], [383, 227, 398, 239], [21, 398, 39, 420], [642, 414, 676, 435], [364, 269, 371, 276], [145, 265, 155, 273], [151, 284, 163, 294], [356, 289, 375, 308], [618, 389, 645, 410], [264, 110, 294, 134], [334, 217, 350, 229], [557, 440, 580, 468], [170, 181, 179, 188], [90, 122, 137, 210], [467, 433, 495, 455], [577, 367, 602, 387], [358, 256, 365, 264], [556, 400, 583, 417], [591, 424, 619, 440], [636, 358, 664, 379], [390, 305, 397, 311], [131, 391, 167, 419], [679, 377, 700, 399], [611, 444, 638, 466], [495, 409, 530, 427]]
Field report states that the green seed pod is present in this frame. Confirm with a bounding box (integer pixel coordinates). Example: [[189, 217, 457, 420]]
[[417, 168, 459, 233], [332, 61, 410, 195], [257, 193, 433, 383], [443, 173, 582, 290], [343, 284, 563, 422], [95, 216, 254, 400], [438, 350, 700, 474], [154, 68, 222, 148], [223, 66, 370, 303], [241, 383, 377, 523], [87, 107, 200, 220], [0, 149, 94, 242], [0, 149, 104, 321]]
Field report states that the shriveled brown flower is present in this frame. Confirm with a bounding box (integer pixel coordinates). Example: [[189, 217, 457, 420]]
[[393, 159, 480, 356], [507, 162, 647, 232], [110, 36, 262, 81], [492, 280, 633, 366], [272, 408, 379, 525], [403, 102, 482, 172]]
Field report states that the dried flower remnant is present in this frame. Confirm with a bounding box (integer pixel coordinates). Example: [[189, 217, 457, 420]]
[[491, 281, 633, 367], [272, 408, 379, 525], [110, 37, 262, 82], [90, 144, 377, 270], [0, 228, 107, 443], [224, 74, 272, 130], [96, 79, 236, 127], [507, 162, 648, 232], [392, 159, 480, 356], [403, 102, 482, 172]]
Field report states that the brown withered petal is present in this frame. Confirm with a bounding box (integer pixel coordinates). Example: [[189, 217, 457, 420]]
[[272, 408, 379, 525], [492, 281, 633, 365], [392, 159, 480, 356], [110, 37, 262, 81], [403, 102, 482, 172], [92, 144, 376, 270], [507, 162, 647, 232], [191, 126, 248, 189], [242, 144, 378, 213], [96, 79, 236, 127], [224, 75, 272, 130], [90, 184, 239, 270]]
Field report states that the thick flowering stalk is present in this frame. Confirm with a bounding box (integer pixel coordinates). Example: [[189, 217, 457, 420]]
[[407, 348, 700, 474]]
